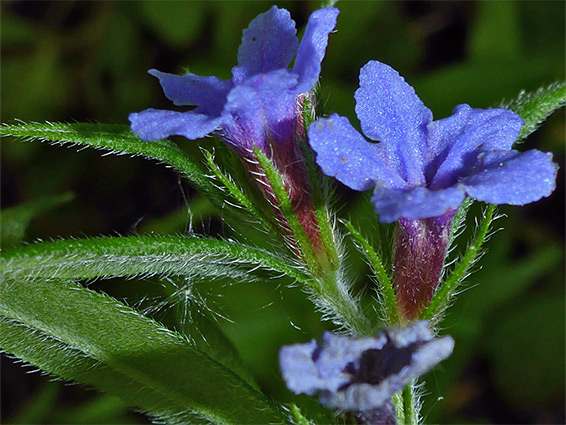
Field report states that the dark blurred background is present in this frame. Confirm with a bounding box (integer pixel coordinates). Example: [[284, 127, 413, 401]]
[[1, 1, 564, 424]]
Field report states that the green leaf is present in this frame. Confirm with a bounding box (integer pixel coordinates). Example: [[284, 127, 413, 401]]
[[501, 81, 566, 142], [0, 192, 74, 248], [1, 235, 311, 285], [343, 220, 398, 325], [0, 122, 215, 194], [180, 313, 259, 392], [301, 142, 339, 270], [0, 278, 288, 424], [421, 204, 496, 322]]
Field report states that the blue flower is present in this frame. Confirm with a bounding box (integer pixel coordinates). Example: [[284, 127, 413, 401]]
[[279, 321, 454, 419], [129, 6, 339, 154], [308, 60, 558, 223]]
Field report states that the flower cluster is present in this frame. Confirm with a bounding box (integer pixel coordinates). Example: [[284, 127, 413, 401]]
[[308, 60, 558, 223], [279, 321, 454, 422], [129, 5, 559, 424]]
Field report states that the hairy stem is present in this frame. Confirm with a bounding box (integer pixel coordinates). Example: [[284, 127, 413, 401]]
[[314, 270, 373, 337], [402, 383, 418, 425]]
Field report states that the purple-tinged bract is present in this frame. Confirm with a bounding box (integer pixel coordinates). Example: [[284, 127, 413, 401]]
[[129, 6, 339, 154], [308, 60, 558, 222]]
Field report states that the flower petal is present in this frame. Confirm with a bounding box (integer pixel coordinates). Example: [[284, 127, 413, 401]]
[[293, 7, 339, 93], [279, 322, 455, 413], [427, 104, 524, 189], [461, 150, 558, 205], [148, 70, 231, 116], [278, 339, 321, 396], [314, 332, 386, 391], [322, 325, 454, 411], [372, 186, 465, 223], [221, 70, 298, 151], [308, 114, 406, 192], [232, 6, 299, 84], [279, 332, 384, 396], [354, 61, 433, 186], [129, 109, 222, 141]]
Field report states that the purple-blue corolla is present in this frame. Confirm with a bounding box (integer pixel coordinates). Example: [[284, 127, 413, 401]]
[[129, 6, 339, 154], [279, 321, 454, 423], [308, 60, 558, 223]]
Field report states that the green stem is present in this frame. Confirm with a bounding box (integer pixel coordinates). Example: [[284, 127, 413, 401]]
[[402, 383, 417, 425], [316, 271, 373, 337]]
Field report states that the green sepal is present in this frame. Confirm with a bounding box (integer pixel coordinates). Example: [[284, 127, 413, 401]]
[[301, 94, 316, 132], [421, 204, 496, 322], [343, 220, 398, 326], [252, 151, 371, 335], [300, 141, 340, 270], [402, 382, 418, 425], [448, 197, 474, 248]]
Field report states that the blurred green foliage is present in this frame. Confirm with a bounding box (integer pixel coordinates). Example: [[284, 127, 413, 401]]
[[1, 1, 564, 424]]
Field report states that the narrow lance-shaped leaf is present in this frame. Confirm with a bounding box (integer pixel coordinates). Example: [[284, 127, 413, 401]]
[[1, 235, 312, 285], [448, 197, 474, 249], [301, 141, 340, 270], [343, 220, 398, 326], [0, 278, 289, 424], [501, 81, 566, 142], [0, 122, 215, 194], [204, 150, 277, 233]]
